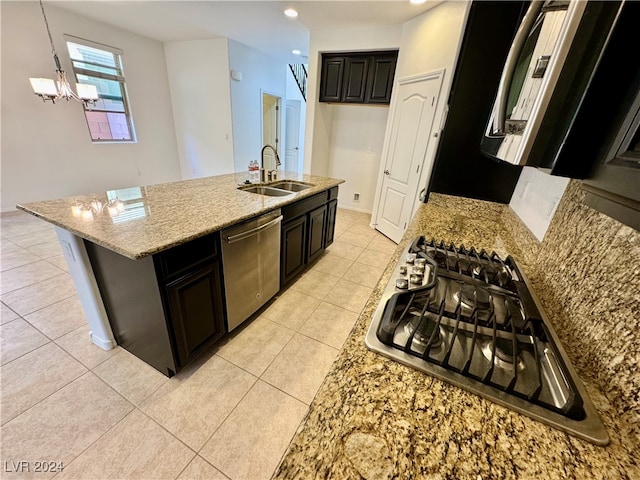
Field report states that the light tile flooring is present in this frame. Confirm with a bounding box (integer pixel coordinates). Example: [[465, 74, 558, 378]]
[[0, 208, 396, 480]]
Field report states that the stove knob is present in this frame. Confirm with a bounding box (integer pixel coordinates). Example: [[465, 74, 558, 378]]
[[409, 273, 423, 284], [399, 265, 407, 275], [396, 278, 409, 289], [415, 258, 427, 267], [412, 265, 425, 274], [406, 253, 417, 264]]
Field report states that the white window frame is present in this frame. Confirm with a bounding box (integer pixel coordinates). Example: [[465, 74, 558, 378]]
[[65, 35, 136, 143]]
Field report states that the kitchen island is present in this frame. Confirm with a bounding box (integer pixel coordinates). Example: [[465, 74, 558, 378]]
[[274, 182, 639, 479], [17, 172, 344, 376]]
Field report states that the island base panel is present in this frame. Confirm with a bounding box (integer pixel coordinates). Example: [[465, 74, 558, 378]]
[[85, 241, 178, 377]]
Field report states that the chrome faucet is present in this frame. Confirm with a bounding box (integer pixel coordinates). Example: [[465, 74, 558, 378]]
[[260, 144, 281, 183]]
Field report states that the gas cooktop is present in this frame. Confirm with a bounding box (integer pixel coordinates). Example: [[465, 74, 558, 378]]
[[365, 236, 609, 446]]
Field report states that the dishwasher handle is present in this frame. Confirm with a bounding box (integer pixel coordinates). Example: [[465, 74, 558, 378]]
[[224, 215, 283, 244]]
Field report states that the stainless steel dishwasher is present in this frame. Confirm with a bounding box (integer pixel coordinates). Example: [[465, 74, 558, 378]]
[[220, 209, 282, 331]]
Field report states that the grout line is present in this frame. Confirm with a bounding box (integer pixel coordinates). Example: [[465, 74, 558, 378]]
[[0, 348, 88, 427], [0, 264, 68, 296]]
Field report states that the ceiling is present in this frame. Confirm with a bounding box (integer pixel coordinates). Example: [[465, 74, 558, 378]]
[[50, 1, 442, 64]]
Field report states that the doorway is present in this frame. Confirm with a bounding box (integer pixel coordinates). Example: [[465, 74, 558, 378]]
[[262, 92, 281, 171]]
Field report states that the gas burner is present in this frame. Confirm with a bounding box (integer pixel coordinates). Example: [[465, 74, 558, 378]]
[[404, 313, 443, 349], [453, 285, 491, 311], [365, 236, 609, 445], [480, 338, 524, 370]]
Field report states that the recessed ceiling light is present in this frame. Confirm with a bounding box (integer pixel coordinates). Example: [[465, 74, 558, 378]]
[[284, 8, 298, 18], [409, 0, 427, 4], [292, 49, 302, 55]]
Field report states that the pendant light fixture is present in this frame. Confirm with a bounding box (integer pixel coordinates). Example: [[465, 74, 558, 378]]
[[29, 0, 99, 106]]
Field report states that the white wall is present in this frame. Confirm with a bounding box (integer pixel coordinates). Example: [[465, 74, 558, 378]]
[[509, 167, 569, 241], [328, 105, 390, 212], [304, 25, 402, 211], [228, 40, 287, 173], [0, 1, 181, 212], [164, 38, 235, 179], [391, 1, 471, 219]]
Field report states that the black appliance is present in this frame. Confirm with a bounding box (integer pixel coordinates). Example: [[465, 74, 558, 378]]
[[365, 237, 609, 446]]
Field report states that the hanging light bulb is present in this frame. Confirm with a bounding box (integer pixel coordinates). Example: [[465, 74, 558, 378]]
[[28, 0, 99, 107]]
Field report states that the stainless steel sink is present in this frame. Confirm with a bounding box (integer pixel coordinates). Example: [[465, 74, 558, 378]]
[[238, 185, 293, 197], [268, 181, 313, 192]]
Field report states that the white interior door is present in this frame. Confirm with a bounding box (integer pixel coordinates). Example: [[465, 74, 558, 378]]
[[262, 93, 280, 170], [285, 100, 301, 173], [374, 72, 443, 243]]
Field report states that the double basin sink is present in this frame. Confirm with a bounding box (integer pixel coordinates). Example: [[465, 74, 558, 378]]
[[238, 180, 313, 197]]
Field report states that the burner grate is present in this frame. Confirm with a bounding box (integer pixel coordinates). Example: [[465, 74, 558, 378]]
[[377, 238, 585, 420], [366, 236, 609, 445], [411, 237, 514, 288]]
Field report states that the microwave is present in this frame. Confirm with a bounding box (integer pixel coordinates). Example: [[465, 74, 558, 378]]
[[479, 0, 624, 172]]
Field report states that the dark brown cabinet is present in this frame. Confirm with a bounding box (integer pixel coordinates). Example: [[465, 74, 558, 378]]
[[343, 57, 370, 103], [281, 215, 307, 284], [86, 232, 225, 377], [367, 55, 397, 104], [280, 187, 339, 286], [165, 260, 225, 367], [319, 51, 398, 104], [307, 205, 327, 263], [319, 57, 345, 103]]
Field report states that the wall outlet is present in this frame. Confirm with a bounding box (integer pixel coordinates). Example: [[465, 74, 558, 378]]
[[353, 193, 360, 201]]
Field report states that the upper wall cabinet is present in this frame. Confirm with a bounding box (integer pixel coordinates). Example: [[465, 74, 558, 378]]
[[319, 51, 398, 105]]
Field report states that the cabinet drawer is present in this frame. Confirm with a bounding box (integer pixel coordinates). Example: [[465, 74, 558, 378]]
[[156, 233, 218, 280], [282, 191, 327, 221]]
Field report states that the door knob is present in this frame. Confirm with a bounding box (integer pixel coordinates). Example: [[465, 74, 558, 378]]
[[384, 169, 391, 176]]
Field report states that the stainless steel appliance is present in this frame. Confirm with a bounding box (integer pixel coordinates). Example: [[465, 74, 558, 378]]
[[220, 210, 282, 331], [480, 0, 624, 168], [365, 236, 609, 446]]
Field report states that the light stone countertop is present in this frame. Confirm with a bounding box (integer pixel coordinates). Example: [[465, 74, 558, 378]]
[[17, 172, 344, 259], [274, 188, 639, 480]]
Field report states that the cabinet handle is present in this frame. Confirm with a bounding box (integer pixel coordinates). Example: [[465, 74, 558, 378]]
[[384, 169, 391, 176]]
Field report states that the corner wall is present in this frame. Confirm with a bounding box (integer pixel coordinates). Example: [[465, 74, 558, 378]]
[[164, 38, 235, 179], [0, 2, 181, 211], [228, 40, 287, 173]]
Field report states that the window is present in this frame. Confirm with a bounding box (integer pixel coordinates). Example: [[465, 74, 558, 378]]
[[65, 36, 135, 142]]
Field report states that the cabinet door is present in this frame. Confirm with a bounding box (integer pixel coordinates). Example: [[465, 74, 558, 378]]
[[319, 57, 345, 102], [343, 57, 370, 103], [166, 261, 225, 367], [281, 215, 307, 286], [307, 205, 327, 263], [366, 54, 397, 104], [325, 199, 338, 248]]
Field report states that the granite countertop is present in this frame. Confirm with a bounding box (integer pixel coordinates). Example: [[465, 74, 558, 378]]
[[17, 172, 343, 259], [274, 192, 639, 480]]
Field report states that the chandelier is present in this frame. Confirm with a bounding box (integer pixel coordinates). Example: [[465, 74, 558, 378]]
[[29, 0, 98, 106]]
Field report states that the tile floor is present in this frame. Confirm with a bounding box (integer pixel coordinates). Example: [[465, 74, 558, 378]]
[[0, 208, 396, 480]]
